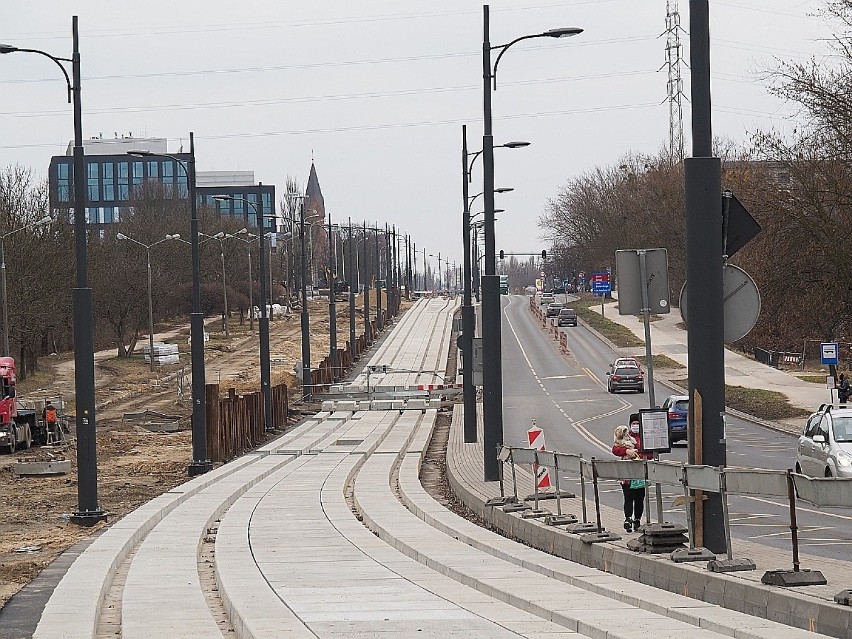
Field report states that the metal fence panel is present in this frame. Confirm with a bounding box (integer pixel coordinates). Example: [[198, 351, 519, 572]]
[[581, 458, 594, 480], [537, 450, 557, 471], [647, 460, 683, 487], [724, 468, 787, 497], [511, 447, 537, 466], [792, 474, 852, 508], [555, 452, 583, 476], [683, 465, 721, 493], [593, 459, 646, 481]]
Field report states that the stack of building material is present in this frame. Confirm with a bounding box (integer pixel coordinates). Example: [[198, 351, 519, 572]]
[[143, 342, 180, 366]]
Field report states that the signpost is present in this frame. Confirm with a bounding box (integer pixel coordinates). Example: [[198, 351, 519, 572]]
[[591, 271, 611, 316], [822, 342, 840, 404]]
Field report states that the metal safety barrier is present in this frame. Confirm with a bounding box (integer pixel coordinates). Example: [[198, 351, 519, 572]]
[[497, 445, 852, 587]]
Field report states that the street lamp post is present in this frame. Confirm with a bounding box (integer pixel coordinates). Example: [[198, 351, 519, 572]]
[[214, 196, 274, 431], [225, 229, 257, 333], [362, 221, 371, 343], [2, 17, 107, 522], [0, 216, 51, 357], [481, 4, 582, 480], [348, 218, 356, 361], [374, 225, 383, 331], [116, 233, 180, 372], [129, 133, 212, 476], [200, 232, 229, 337], [300, 199, 311, 398], [328, 214, 338, 379]]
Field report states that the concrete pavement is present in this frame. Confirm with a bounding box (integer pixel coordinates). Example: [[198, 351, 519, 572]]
[[8, 297, 848, 638]]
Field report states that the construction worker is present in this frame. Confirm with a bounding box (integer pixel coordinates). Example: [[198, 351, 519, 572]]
[[42, 400, 59, 440]]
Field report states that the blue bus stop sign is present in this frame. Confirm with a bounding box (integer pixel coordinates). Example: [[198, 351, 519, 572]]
[[821, 342, 839, 366]]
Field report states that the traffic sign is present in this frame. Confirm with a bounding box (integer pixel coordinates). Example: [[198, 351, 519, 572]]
[[821, 342, 839, 366], [591, 271, 611, 294]]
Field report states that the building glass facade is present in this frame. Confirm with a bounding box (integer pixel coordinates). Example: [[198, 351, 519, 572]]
[[49, 152, 275, 231]]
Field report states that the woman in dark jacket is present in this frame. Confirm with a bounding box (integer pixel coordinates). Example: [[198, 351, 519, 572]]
[[612, 416, 652, 532]]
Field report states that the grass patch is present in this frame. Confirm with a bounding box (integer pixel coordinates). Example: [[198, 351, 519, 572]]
[[796, 374, 828, 384], [672, 379, 810, 421], [573, 295, 643, 348], [640, 354, 685, 370]]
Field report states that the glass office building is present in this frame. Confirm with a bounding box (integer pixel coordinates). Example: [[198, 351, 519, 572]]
[[49, 137, 275, 230]]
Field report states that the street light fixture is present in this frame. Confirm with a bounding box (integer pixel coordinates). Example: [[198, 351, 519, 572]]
[[0, 215, 51, 357], [116, 233, 181, 371], [467, 142, 530, 182], [199, 231, 230, 338], [127, 133, 212, 476], [480, 5, 582, 480], [224, 229, 257, 333], [214, 195, 275, 431], [2, 18, 107, 524]]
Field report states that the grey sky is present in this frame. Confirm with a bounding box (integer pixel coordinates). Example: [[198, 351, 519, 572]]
[[0, 1, 831, 268]]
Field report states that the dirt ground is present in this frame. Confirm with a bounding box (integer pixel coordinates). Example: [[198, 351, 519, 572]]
[[0, 294, 395, 607]]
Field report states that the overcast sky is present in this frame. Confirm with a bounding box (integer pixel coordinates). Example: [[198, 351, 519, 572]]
[[0, 1, 832, 268]]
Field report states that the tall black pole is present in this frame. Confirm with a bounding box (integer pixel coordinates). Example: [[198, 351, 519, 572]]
[[328, 213, 338, 379], [686, 0, 726, 553], [482, 4, 502, 481], [462, 125, 477, 443], [384, 223, 391, 319], [363, 222, 371, 342], [256, 199, 273, 431], [187, 133, 211, 475], [68, 17, 104, 525], [375, 225, 383, 331], [348, 218, 356, 359], [300, 201, 311, 398]]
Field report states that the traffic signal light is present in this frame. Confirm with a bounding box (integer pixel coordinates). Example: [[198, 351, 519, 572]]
[[499, 250, 504, 260], [541, 250, 547, 260]]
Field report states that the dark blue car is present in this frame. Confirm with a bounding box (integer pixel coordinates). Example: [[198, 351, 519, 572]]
[[661, 394, 689, 443]]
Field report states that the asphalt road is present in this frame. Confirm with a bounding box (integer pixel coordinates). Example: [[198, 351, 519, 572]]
[[499, 293, 852, 561]]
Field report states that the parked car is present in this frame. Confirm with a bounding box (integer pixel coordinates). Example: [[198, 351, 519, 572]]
[[606, 365, 644, 393], [796, 405, 852, 478], [546, 302, 563, 318], [557, 308, 578, 327], [661, 394, 689, 443], [539, 292, 554, 305]]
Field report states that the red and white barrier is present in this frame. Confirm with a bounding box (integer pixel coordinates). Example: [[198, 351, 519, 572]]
[[527, 422, 551, 490]]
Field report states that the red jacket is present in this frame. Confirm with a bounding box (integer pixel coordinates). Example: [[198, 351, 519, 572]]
[[612, 431, 653, 461]]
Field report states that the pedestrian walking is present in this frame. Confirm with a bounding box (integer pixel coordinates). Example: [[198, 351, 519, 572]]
[[612, 415, 652, 532], [839, 373, 850, 404]]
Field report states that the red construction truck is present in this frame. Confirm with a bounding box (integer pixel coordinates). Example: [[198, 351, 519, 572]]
[[0, 357, 40, 453]]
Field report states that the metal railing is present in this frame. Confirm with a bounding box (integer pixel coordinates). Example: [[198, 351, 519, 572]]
[[497, 445, 852, 585]]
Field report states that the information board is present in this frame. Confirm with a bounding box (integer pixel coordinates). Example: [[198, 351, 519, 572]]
[[639, 408, 671, 454]]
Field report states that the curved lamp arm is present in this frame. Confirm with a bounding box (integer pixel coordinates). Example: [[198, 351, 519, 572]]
[[0, 44, 72, 102]]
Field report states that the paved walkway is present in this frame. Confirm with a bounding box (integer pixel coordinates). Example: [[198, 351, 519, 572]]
[[13, 297, 849, 638]]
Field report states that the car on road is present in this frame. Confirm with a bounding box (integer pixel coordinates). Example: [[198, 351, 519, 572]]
[[557, 308, 578, 327], [539, 292, 554, 305], [796, 406, 852, 478], [546, 302, 563, 318], [606, 365, 644, 393], [607, 357, 642, 374], [661, 394, 689, 443]]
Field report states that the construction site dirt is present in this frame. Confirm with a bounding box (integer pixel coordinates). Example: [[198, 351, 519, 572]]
[[0, 294, 400, 608]]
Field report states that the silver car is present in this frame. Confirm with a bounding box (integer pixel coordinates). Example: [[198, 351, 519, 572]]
[[796, 406, 852, 478]]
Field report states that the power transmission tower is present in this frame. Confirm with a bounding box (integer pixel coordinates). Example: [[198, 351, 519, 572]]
[[662, 0, 686, 162]]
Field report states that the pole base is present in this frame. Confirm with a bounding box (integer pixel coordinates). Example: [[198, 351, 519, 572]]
[[70, 510, 107, 527], [580, 530, 621, 544], [761, 569, 827, 587], [707, 557, 756, 572], [188, 460, 213, 476], [671, 547, 717, 563], [485, 495, 517, 507]]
